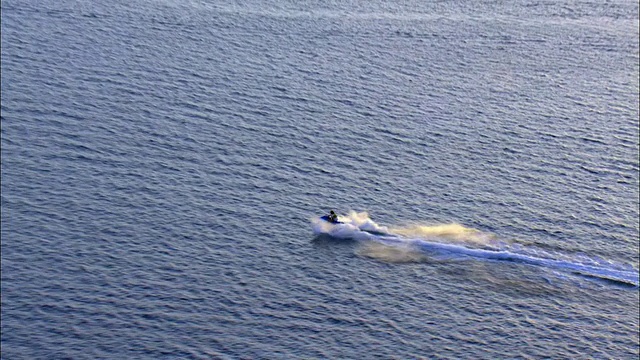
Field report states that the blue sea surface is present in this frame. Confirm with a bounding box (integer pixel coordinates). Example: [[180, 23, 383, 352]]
[[2, 0, 639, 358]]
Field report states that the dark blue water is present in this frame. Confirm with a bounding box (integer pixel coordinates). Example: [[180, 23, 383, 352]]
[[2, 0, 639, 358]]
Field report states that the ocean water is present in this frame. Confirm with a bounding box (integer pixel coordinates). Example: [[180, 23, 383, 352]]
[[1, 0, 639, 358]]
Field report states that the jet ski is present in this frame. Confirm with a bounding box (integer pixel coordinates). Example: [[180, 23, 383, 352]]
[[320, 215, 343, 224]]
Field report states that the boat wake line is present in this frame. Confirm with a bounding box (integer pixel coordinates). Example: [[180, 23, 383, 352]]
[[311, 211, 639, 288]]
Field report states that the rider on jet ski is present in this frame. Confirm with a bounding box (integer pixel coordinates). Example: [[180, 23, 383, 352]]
[[327, 210, 339, 223]]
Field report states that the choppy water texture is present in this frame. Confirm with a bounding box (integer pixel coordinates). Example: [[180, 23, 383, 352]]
[[2, 0, 639, 358]]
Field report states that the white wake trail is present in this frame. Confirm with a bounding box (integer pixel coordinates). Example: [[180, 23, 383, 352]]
[[312, 211, 639, 287]]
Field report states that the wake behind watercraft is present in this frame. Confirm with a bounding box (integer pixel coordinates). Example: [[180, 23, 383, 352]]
[[312, 211, 639, 287]]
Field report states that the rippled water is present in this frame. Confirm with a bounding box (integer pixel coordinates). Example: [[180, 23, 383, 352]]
[[2, 0, 639, 358]]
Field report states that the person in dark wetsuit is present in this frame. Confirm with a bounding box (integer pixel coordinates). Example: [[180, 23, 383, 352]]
[[327, 210, 338, 223]]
